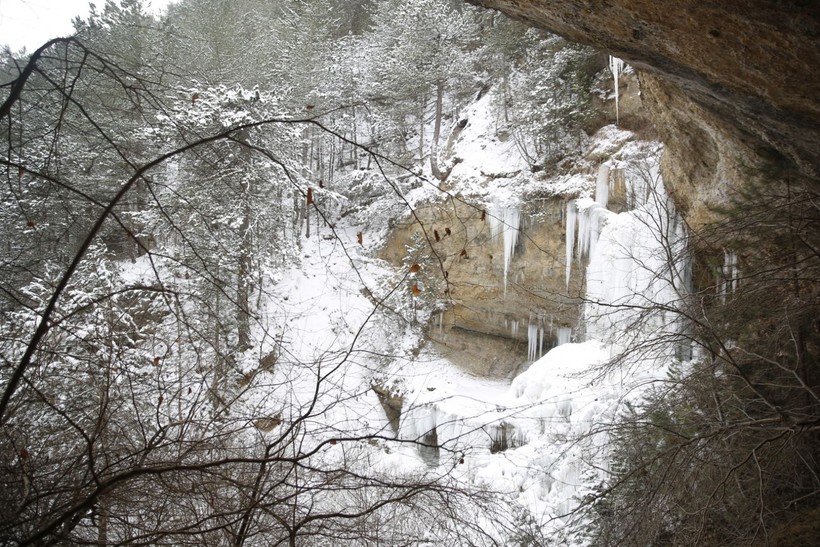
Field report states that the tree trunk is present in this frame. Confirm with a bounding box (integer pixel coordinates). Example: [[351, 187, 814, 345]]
[[418, 92, 426, 166], [97, 495, 108, 545], [430, 79, 449, 182], [237, 193, 252, 350]]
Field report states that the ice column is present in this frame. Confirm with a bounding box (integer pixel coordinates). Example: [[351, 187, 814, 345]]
[[720, 251, 739, 302], [609, 55, 625, 125], [557, 327, 572, 346], [502, 207, 520, 295], [595, 164, 611, 208], [527, 322, 539, 361], [566, 198, 608, 288], [565, 201, 577, 288]]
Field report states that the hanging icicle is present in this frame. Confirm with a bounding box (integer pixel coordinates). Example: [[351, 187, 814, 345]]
[[489, 200, 521, 295], [609, 55, 625, 125], [720, 251, 739, 302], [527, 314, 547, 362], [566, 197, 612, 289], [576, 200, 606, 260], [503, 207, 520, 295], [528, 322, 539, 362]]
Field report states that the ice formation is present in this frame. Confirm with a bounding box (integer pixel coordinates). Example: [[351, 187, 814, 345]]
[[584, 163, 690, 346], [557, 327, 572, 346], [565, 198, 609, 287], [489, 201, 521, 295], [565, 201, 577, 288], [526, 314, 550, 362], [595, 164, 610, 208], [527, 322, 539, 362], [720, 251, 739, 302], [609, 56, 625, 125]]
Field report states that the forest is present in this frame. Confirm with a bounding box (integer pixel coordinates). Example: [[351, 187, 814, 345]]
[[1, 0, 818, 545]]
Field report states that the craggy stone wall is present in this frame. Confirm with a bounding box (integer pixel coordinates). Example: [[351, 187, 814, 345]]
[[377, 72, 647, 379], [467, 0, 820, 217], [380, 196, 583, 379]]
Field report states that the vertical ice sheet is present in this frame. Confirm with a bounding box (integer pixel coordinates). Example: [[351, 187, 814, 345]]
[[595, 164, 610, 208], [528, 322, 538, 361], [565, 201, 577, 288], [502, 207, 520, 295], [557, 327, 572, 346]]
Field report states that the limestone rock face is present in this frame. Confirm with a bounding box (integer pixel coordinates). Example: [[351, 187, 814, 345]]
[[379, 197, 583, 379], [467, 0, 820, 215]]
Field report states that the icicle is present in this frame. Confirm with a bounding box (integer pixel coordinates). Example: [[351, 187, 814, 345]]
[[609, 55, 625, 125], [557, 327, 572, 346], [502, 207, 520, 296], [489, 201, 521, 295], [565, 201, 577, 288], [538, 326, 544, 359], [438, 312, 444, 334], [527, 321, 538, 361], [595, 164, 610, 208]]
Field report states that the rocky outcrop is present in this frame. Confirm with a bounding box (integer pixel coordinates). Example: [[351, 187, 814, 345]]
[[380, 196, 583, 379], [377, 73, 649, 379], [467, 0, 820, 221]]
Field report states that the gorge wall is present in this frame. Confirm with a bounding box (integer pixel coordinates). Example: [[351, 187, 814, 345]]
[[380, 194, 582, 379], [466, 0, 820, 225], [378, 74, 650, 379]]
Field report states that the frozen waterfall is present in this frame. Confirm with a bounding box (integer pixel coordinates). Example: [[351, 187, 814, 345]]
[[720, 251, 739, 302], [584, 163, 690, 346], [564, 158, 690, 347]]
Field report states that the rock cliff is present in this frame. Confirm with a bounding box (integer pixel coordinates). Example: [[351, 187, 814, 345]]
[[466, 0, 820, 222], [380, 194, 582, 378], [378, 76, 651, 379]]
